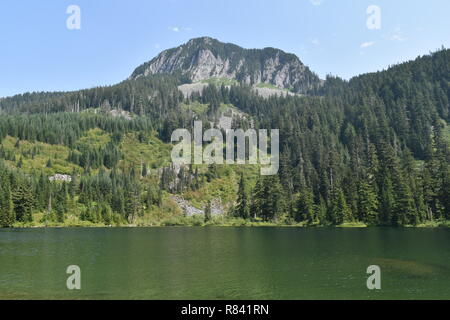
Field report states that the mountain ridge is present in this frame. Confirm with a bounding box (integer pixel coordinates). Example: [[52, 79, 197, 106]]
[[130, 37, 322, 93]]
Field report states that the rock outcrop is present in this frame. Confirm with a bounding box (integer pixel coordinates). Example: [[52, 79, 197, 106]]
[[130, 37, 322, 93]]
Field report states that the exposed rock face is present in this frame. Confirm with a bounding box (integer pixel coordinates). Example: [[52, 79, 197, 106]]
[[49, 174, 72, 182], [177, 82, 299, 99], [178, 83, 209, 99], [171, 196, 225, 216], [130, 37, 322, 93]]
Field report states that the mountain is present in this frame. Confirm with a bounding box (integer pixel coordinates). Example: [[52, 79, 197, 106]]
[[1, 40, 449, 228], [130, 37, 322, 93]]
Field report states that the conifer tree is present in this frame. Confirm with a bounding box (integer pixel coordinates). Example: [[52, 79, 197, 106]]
[[205, 200, 212, 223], [357, 176, 379, 225], [0, 178, 14, 227], [12, 184, 33, 223], [235, 173, 250, 219], [296, 188, 315, 224], [329, 187, 351, 225]]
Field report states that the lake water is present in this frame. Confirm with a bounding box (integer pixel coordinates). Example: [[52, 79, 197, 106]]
[[0, 227, 450, 300]]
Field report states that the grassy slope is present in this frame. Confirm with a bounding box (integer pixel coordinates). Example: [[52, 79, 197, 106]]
[[180, 102, 237, 117], [200, 77, 239, 86], [3, 127, 176, 227], [76, 128, 111, 149], [2, 136, 82, 175], [120, 132, 172, 170]]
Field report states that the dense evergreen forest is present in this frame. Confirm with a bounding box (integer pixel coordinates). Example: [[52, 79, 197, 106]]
[[0, 48, 449, 227]]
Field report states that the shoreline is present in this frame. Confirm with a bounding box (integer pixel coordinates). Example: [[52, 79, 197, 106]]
[[4, 221, 450, 229]]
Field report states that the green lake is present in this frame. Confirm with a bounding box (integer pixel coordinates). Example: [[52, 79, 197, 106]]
[[1, 227, 450, 300]]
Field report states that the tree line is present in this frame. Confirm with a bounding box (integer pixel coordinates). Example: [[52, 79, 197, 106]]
[[0, 48, 449, 226]]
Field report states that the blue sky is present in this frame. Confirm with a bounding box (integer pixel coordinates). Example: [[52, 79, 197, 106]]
[[0, 0, 449, 97]]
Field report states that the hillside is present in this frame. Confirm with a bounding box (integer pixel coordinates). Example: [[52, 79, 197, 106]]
[[0, 41, 449, 228]]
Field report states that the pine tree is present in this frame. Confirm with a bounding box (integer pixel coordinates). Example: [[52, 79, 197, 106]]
[[379, 174, 395, 225], [12, 184, 33, 223], [0, 179, 14, 227], [357, 175, 379, 225], [250, 178, 264, 220], [315, 196, 328, 225], [329, 187, 351, 225], [235, 173, 250, 219], [392, 167, 416, 226], [441, 165, 450, 220], [142, 163, 148, 177], [296, 188, 315, 224], [205, 200, 212, 223], [262, 176, 285, 222]]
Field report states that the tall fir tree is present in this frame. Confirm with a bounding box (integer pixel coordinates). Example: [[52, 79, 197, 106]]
[[235, 173, 250, 219]]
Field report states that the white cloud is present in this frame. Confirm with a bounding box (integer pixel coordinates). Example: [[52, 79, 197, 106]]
[[311, 38, 320, 45], [169, 26, 192, 33], [390, 34, 406, 42], [155, 43, 161, 49], [309, 0, 323, 5], [389, 27, 407, 42], [360, 41, 375, 48]]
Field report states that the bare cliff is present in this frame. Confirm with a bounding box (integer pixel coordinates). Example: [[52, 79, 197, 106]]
[[130, 37, 322, 93]]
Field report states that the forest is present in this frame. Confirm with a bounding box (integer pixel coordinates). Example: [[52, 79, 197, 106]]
[[0, 48, 449, 227]]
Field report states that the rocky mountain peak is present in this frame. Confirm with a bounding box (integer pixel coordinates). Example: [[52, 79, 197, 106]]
[[130, 37, 322, 93]]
